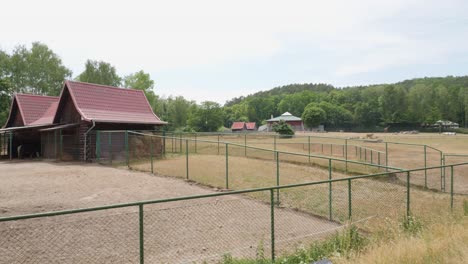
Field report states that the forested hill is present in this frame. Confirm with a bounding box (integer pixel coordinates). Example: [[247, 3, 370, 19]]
[[223, 76, 468, 130], [225, 83, 335, 106]]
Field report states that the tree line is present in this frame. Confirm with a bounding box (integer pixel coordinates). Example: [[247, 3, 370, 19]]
[[224, 80, 468, 131], [1, 42, 467, 132]]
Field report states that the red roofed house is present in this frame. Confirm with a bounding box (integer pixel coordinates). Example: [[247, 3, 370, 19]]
[[245, 122, 257, 131], [231, 122, 257, 132], [231, 122, 246, 132], [1, 80, 166, 161]]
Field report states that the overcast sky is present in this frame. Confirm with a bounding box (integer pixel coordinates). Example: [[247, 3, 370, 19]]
[[1, 0, 468, 104]]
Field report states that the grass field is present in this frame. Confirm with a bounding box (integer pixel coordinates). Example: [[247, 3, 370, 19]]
[[1, 132, 467, 263]]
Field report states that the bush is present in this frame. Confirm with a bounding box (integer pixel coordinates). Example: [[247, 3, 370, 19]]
[[272, 120, 295, 136], [400, 214, 423, 235]]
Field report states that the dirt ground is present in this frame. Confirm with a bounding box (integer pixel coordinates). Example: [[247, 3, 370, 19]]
[[0, 161, 340, 263]]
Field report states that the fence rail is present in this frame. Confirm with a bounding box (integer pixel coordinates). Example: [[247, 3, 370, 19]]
[[1, 162, 467, 263]]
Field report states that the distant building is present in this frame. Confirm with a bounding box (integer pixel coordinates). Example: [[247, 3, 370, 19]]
[[266, 112, 304, 131], [245, 122, 257, 131], [231, 122, 257, 132], [231, 122, 246, 132], [434, 120, 459, 129]]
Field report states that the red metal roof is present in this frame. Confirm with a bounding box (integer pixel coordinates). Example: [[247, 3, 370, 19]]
[[4, 94, 59, 127], [30, 101, 59, 126], [63, 81, 166, 124], [245, 122, 256, 130], [231, 122, 246, 130]]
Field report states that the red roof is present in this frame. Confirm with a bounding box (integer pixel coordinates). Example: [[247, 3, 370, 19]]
[[61, 81, 166, 124], [30, 101, 59, 126], [231, 122, 246, 130], [4, 94, 59, 127], [246, 122, 256, 130]]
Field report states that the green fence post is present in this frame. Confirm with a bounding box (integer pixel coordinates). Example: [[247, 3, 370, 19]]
[[385, 142, 389, 172], [162, 131, 166, 155], [270, 189, 275, 262], [321, 143, 324, 154], [139, 204, 144, 264], [329, 159, 332, 221], [450, 165, 454, 209], [217, 134, 220, 155], [150, 137, 154, 174], [355, 145, 357, 157], [125, 130, 129, 168], [406, 171, 410, 217], [179, 133, 182, 154], [345, 139, 348, 173], [54, 130, 57, 159], [109, 133, 112, 165], [348, 178, 352, 220], [370, 150, 373, 164], [276, 151, 280, 205], [308, 136, 311, 163], [273, 135, 277, 160], [424, 145, 427, 189], [378, 152, 381, 166], [244, 133, 247, 157], [225, 143, 229, 189], [186, 140, 189, 180], [8, 131, 13, 160], [442, 154, 446, 192], [359, 147, 362, 160], [194, 133, 197, 153], [96, 131, 101, 162], [364, 148, 367, 162]]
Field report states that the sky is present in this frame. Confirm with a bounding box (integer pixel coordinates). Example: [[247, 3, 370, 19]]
[[1, 0, 468, 104]]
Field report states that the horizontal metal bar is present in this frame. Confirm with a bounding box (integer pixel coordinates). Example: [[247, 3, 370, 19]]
[[1, 162, 466, 223], [129, 131, 392, 169]]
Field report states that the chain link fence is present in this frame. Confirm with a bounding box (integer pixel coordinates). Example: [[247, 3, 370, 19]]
[[1, 163, 466, 263]]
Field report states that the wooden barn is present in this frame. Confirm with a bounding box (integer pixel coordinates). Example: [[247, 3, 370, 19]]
[[0, 81, 166, 161]]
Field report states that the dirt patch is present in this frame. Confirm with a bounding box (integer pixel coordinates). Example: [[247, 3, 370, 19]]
[[0, 161, 340, 263]]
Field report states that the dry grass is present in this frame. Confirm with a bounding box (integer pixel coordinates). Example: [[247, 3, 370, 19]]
[[335, 216, 468, 264], [130, 154, 466, 230]]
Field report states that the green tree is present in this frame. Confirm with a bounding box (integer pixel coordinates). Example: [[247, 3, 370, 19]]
[[123, 70, 154, 91], [77, 60, 121, 87], [123, 70, 157, 108], [379, 85, 408, 123], [302, 103, 326, 128], [167, 96, 196, 129], [0, 79, 13, 126], [272, 120, 295, 136], [188, 101, 223, 132], [277, 91, 318, 117], [8, 42, 72, 95]]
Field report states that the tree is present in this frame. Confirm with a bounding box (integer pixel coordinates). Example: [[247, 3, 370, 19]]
[[188, 101, 223, 132], [77, 60, 121, 87], [318, 101, 353, 128], [272, 120, 295, 136], [302, 103, 326, 128], [0, 78, 13, 126], [8, 42, 72, 95], [277, 91, 318, 117], [123, 70, 157, 108], [123, 70, 154, 91]]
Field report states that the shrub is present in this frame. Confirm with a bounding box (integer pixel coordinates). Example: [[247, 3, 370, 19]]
[[272, 120, 295, 136]]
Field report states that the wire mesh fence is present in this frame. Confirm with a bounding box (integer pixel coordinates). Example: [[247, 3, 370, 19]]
[[1, 163, 466, 263]]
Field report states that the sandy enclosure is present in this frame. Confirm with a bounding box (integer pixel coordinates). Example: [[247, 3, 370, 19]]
[[0, 161, 339, 263]]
